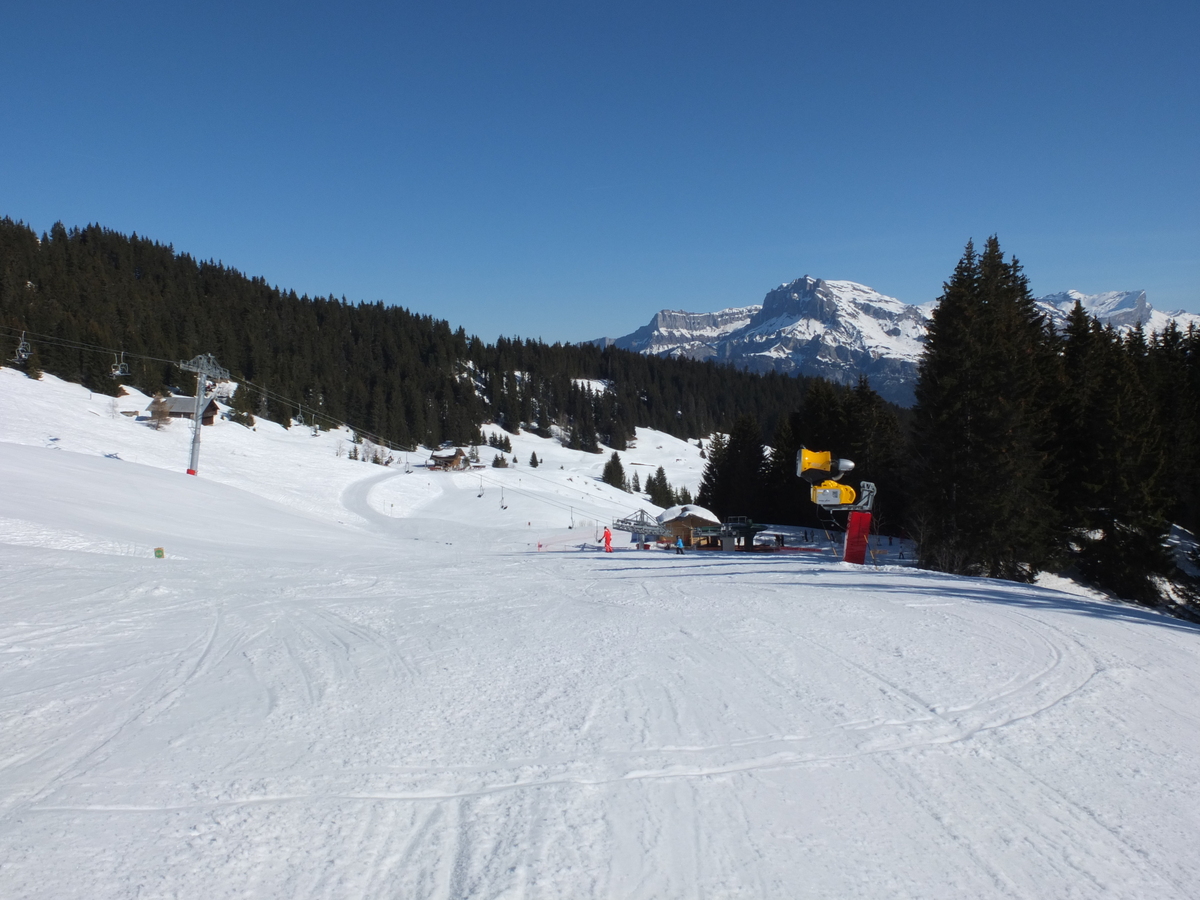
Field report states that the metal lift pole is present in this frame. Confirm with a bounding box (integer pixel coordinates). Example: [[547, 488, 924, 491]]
[[178, 354, 230, 475]]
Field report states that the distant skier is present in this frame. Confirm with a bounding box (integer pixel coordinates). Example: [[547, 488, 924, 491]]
[[675, 536, 685, 555], [603, 527, 613, 553]]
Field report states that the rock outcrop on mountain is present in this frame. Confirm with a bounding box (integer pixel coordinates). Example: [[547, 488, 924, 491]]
[[605, 277, 929, 406], [600, 279, 1198, 408]]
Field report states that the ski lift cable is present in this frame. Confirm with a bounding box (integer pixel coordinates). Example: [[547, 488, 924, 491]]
[[0, 326, 417, 456], [0, 326, 668, 500], [472, 471, 586, 516], [472, 469, 650, 522], [473, 471, 610, 517], [0, 325, 178, 365], [478, 448, 652, 508], [475, 467, 650, 518], [239, 381, 416, 453], [0, 328, 615, 469]]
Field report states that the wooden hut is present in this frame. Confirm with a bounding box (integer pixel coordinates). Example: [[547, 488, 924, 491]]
[[655, 504, 721, 547], [428, 447, 471, 470], [152, 396, 220, 426]]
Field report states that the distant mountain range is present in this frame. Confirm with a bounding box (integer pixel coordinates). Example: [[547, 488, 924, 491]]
[[595, 279, 1200, 407]]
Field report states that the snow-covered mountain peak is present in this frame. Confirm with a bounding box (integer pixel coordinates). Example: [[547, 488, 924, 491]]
[[601, 277, 1198, 407], [1035, 289, 1198, 334], [1039, 289, 1148, 325], [603, 276, 932, 405]]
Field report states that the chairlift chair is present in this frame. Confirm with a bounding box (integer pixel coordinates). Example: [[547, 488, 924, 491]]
[[110, 351, 131, 379], [11, 332, 31, 364]]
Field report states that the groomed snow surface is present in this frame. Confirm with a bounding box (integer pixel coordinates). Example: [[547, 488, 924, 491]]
[[3, 369, 1200, 899]]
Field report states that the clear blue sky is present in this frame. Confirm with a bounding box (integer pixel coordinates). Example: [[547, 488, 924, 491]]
[[2, 1, 1196, 343]]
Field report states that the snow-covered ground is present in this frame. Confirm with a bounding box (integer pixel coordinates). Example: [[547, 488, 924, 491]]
[[3, 368, 1200, 898]]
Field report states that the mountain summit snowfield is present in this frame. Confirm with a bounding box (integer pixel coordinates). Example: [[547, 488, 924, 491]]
[[3, 368, 1200, 898], [603, 280, 1200, 406]]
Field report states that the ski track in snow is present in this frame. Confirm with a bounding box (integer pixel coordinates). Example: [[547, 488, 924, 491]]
[[2, 371, 1200, 897]]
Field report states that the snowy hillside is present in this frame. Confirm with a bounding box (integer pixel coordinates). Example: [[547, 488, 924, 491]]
[[602, 279, 1200, 407], [4, 368, 1200, 898], [0, 368, 709, 539]]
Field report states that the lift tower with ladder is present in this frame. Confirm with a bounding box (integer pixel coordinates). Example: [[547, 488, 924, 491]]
[[178, 354, 229, 475]]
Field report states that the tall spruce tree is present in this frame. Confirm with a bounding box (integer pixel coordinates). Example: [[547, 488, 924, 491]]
[[601, 451, 628, 491], [1146, 322, 1200, 533], [645, 466, 676, 508], [843, 375, 906, 531], [1054, 314, 1171, 603], [911, 238, 1055, 580], [697, 415, 766, 521]]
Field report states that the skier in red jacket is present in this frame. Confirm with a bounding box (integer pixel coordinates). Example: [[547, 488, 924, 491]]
[[603, 527, 613, 552]]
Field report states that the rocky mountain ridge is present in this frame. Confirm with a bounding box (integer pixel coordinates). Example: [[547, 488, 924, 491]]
[[599, 279, 1199, 407]]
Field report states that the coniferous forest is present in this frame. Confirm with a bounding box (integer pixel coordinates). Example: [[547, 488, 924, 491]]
[[907, 238, 1200, 607], [0, 218, 835, 450], [2, 219, 1198, 610]]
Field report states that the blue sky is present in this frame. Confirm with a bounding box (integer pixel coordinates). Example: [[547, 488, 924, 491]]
[[2, 1, 1196, 343]]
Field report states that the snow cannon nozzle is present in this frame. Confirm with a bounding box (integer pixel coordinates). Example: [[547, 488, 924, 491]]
[[796, 447, 855, 484]]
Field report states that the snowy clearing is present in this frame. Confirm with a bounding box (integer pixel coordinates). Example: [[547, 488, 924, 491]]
[[2, 369, 1200, 898]]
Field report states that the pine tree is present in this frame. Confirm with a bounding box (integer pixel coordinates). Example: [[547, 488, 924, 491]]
[[631, 471, 640, 493], [697, 416, 765, 520], [230, 384, 256, 427], [529, 451, 539, 468], [646, 466, 676, 508], [911, 238, 1055, 580], [601, 451, 628, 491], [1055, 313, 1171, 603], [1146, 322, 1200, 533], [843, 376, 906, 531], [697, 433, 729, 515]]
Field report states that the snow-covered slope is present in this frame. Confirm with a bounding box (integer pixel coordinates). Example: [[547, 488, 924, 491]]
[[0, 368, 709, 540], [603, 279, 1199, 407], [4, 368, 1200, 898]]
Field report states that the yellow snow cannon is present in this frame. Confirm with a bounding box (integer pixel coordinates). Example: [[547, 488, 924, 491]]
[[811, 480, 857, 507], [796, 447, 855, 485]]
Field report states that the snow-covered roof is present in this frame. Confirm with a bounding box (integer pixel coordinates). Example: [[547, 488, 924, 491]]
[[430, 447, 465, 458], [153, 396, 217, 415], [656, 504, 720, 525]]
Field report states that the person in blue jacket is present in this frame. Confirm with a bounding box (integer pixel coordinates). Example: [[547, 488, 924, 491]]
[[675, 536, 685, 554]]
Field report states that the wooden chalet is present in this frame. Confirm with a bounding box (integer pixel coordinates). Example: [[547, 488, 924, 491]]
[[656, 504, 721, 548], [153, 396, 220, 426], [428, 446, 471, 470]]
